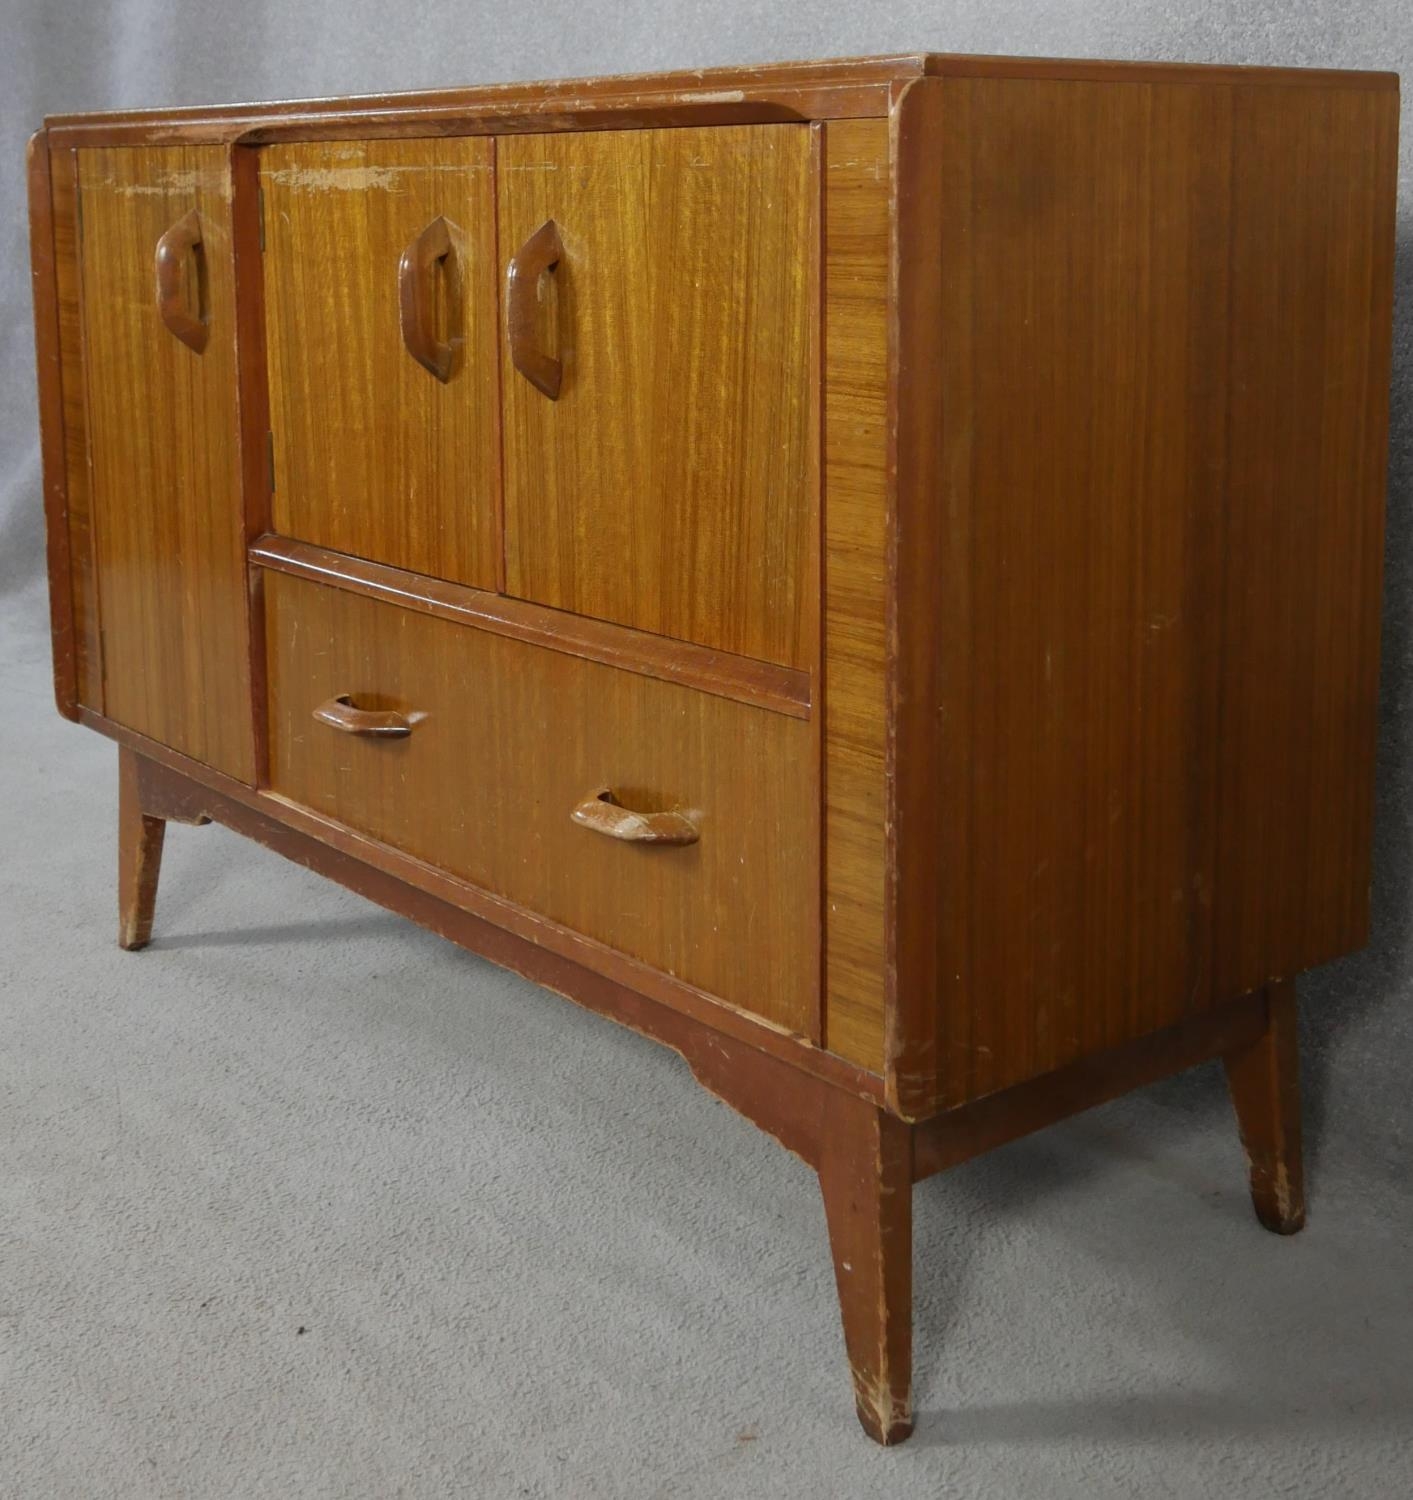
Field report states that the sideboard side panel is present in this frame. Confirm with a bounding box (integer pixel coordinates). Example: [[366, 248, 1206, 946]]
[[889, 73, 1398, 1117], [821, 118, 891, 1071], [1212, 84, 1399, 996]]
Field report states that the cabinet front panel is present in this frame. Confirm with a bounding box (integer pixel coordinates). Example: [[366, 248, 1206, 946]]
[[77, 145, 253, 781], [262, 139, 499, 589], [499, 125, 814, 668], [264, 571, 819, 1035]]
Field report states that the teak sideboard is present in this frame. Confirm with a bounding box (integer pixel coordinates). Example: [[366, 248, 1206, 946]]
[[28, 53, 1399, 1444]]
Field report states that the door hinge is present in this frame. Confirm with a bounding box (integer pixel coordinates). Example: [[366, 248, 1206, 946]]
[[75, 187, 83, 243], [266, 430, 276, 493], [257, 185, 266, 252]]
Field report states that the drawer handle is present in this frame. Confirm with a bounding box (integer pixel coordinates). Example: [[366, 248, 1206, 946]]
[[313, 694, 415, 738], [506, 218, 564, 400], [571, 787, 700, 846], [399, 215, 461, 382], [154, 209, 209, 354]]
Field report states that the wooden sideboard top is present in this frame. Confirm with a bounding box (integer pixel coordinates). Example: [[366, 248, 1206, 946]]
[[41, 52, 1398, 145]]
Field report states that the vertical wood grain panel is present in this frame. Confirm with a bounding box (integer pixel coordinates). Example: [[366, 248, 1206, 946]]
[[499, 124, 814, 667], [822, 119, 890, 1072], [890, 75, 1395, 1117], [1213, 85, 1398, 993], [888, 79, 950, 1118], [264, 571, 819, 1036], [26, 132, 78, 719], [261, 138, 500, 589], [232, 145, 273, 785], [49, 146, 103, 711], [78, 144, 254, 783]]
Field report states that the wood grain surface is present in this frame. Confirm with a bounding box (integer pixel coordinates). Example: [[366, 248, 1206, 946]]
[[77, 144, 254, 782], [1223, 982, 1306, 1234], [818, 1093, 913, 1444], [43, 56, 934, 147], [26, 132, 78, 720], [231, 143, 274, 784], [41, 53, 1395, 151], [820, 118, 890, 1072], [117, 743, 166, 951], [499, 124, 814, 667], [264, 571, 820, 1035], [912, 995, 1269, 1180], [50, 145, 103, 710], [106, 713, 873, 1096], [1212, 85, 1398, 997], [249, 535, 811, 718], [261, 138, 500, 588], [889, 75, 1397, 1117]]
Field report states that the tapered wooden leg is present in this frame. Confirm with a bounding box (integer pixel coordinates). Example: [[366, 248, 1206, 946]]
[[118, 746, 166, 951], [1223, 981, 1305, 1234], [818, 1094, 914, 1445]]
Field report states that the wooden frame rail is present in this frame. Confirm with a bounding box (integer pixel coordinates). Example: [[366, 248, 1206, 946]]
[[249, 535, 812, 719]]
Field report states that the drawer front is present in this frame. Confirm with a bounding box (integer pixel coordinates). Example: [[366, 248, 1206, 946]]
[[261, 139, 500, 589], [499, 124, 814, 668], [264, 572, 818, 1034]]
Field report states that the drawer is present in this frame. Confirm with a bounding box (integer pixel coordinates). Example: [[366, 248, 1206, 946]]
[[263, 572, 818, 1034]]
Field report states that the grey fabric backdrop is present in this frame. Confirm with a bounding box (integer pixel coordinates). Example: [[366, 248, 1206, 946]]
[[1, 5, 1410, 1496]]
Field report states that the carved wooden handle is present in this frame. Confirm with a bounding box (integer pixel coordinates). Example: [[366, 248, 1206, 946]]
[[506, 218, 564, 399], [312, 694, 415, 738], [571, 787, 700, 846], [399, 215, 461, 382], [154, 209, 209, 354]]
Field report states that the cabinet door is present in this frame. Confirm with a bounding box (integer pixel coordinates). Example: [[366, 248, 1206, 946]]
[[499, 125, 814, 667], [261, 140, 499, 588], [78, 145, 254, 781]]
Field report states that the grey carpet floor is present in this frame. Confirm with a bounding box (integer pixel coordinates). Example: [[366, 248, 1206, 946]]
[[3, 598, 1412, 1499]]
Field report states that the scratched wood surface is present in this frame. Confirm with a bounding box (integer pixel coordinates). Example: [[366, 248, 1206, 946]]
[[262, 138, 501, 588], [499, 124, 814, 667], [889, 74, 1398, 1117], [1224, 982, 1306, 1234], [41, 54, 1396, 152], [818, 1094, 913, 1443], [43, 56, 933, 148], [265, 571, 820, 1035], [77, 144, 254, 782], [820, 118, 890, 1073]]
